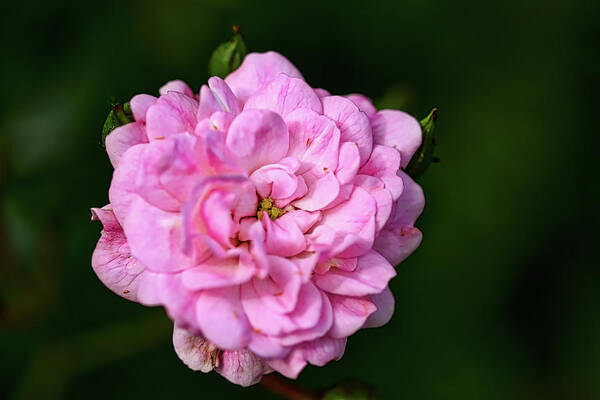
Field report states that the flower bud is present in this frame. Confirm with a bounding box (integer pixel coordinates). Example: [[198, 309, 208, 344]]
[[208, 25, 248, 78], [405, 107, 438, 178], [101, 102, 134, 145]]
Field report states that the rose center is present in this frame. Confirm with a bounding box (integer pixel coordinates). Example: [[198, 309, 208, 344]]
[[257, 198, 286, 220]]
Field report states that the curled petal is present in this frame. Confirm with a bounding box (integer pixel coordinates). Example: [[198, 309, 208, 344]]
[[359, 144, 404, 200], [217, 349, 267, 387], [363, 287, 395, 329], [345, 94, 376, 117], [159, 79, 194, 97], [322, 96, 373, 166], [181, 252, 256, 290], [292, 172, 340, 212], [172, 325, 217, 373], [263, 213, 307, 257], [371, 110, 422, 168], [105, 122, 149, 168], [130, 94, 157, 122], [91, 206, 146, 301], [225, 51, 303, 103], [197, 77, 241, 120], [313, 250, 396, 296], [328, 294, 376, 338], [226, 109, 289, 173], [146, 92, 198, 140]]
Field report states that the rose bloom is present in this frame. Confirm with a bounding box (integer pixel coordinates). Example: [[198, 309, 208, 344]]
[[92, 52, 424, 386]]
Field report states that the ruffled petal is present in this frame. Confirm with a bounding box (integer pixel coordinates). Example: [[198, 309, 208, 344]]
[[225, 51, 303, 103], [146, 92, 198, 140], [322, 96, 373, 166], [313, 250, 396, 296]]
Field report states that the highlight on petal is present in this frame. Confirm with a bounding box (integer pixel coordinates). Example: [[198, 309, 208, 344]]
[[371, 110, 422, 168], [159, 79, 194, 97], [197, 76, 241, 120], [225, 51, 303, 103]]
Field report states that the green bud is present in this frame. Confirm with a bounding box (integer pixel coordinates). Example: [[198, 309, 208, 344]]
[[101, 102, 134, 145], [320, 381, 378, 400], [405, 107, 438, 178], [208, 25, 248, 78]]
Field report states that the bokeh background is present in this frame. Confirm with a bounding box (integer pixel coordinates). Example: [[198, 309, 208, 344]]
[[1, 0, 598, 398]]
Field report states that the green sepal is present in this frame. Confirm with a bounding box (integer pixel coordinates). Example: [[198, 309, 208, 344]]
[[405, 107, 438, 178], [208, 26, 248, 78], [101, 102, 134, 146]]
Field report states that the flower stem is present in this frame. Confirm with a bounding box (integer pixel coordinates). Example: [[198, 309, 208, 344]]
[[260, 374, 317, 400]]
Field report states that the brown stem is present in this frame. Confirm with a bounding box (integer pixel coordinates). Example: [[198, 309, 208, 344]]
[[260, 374, 317, 400]]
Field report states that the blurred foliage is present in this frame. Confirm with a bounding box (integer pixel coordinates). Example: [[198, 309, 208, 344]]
[[0, 0, 598, 399]]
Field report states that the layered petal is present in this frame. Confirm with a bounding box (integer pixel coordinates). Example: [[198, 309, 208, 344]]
[[105, 122, 148, 168], [146, 92, 198, 140], [371, 110, 422, 168], [197, 76, 241, 119], [225, 51, 303, 103]]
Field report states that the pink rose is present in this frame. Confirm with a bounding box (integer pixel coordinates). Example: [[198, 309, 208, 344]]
[[92, 51, 424, 386]]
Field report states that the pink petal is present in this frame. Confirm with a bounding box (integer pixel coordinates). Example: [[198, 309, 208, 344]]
[[373, 226, 422, 267], [252, 255, 302, 313], [244, 74, 322, 117], [335, 142, 360, 185], [250, 163, 301, 200], [248, 331, 291, 359], [371, 110, 422, 168], [314, 88, 331, 98], [217, 349, 267, 387], [363, 287, 395, 329], [285, 109, 340, 175], [159, 79, 194, 97], [130, 94, 157, 122], [172, 325, 217, 373], [197, 77, 241, 120], [345, 94, 376, 117], [292, 172, 340, 212], [388, 170, 425, 227], [196, 286, 251, 350], [226, 109, 289, 173], [91, 206, 146, 302], [105, 122, 148, 168], [308, 186, 376, 258], [262, 213, 307, 257], [267, 337, 346, 379], [354, 174, 393, 234], [359, 144, 404, 200], [225, 51, 303, 103], [146, 92, 198, 140], [181, 253, 255, 290], [322, 96, 373, 166], [313, 250, 396, 296], [328, 294, 376, 338]]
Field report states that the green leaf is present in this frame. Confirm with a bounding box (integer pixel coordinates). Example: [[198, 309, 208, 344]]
[[405, 107, 438, 178], [101, 102, 133, 146], [208, 25, 248, 78]]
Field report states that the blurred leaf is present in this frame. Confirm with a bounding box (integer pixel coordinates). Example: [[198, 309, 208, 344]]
[[208, 26, 247, 78], [405, 107, 438, 178], [320, 381, 377, 400]]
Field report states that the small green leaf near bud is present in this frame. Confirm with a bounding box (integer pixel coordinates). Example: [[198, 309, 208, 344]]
[[208, 25, 248, 78], [101, 102, 134, 146], [405, 107, 438, 179]]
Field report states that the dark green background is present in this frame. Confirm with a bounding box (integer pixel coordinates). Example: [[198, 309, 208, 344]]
[[1, 0, 598, 399]]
